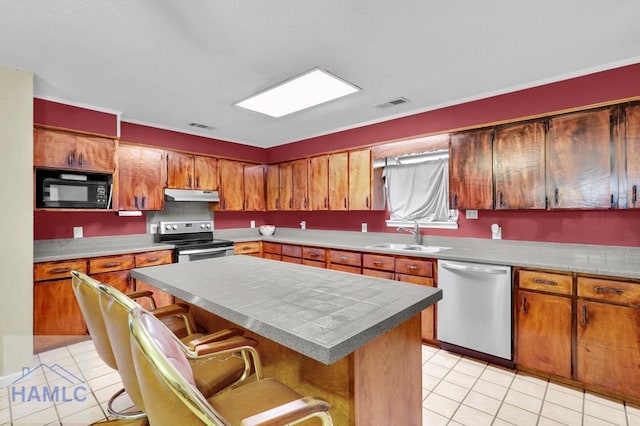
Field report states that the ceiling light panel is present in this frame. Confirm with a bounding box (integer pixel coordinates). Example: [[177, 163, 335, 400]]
[[235, 68, 360, 118]]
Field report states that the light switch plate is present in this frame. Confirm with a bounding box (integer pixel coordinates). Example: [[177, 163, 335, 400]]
[[361, 223, 367, 232], [73, 226, 83, 239], [465, 209, 478, 219], [250, 220, 255, 228]]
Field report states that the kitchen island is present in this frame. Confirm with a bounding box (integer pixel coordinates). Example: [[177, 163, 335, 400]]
[[131, 255, 442, 425]]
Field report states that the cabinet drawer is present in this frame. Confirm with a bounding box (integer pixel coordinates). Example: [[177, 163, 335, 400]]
[[302, 259, 326, 269], [329, 264, 361, 274], [34, 260, 87, 281], [89, 254, 134, 274], [578, 276, 640, 305], [234, 241, 261, 255], [329, 250, 362, 267], [396, 273, 434, 286], [519, 270, 572, 295], [282, 244, 302, 258], [363, 254, 395, 272], [363, 269, 394, 280], [395, 258, 432, 277], [262, 242, 282, 255], [303, 247, 326, 262], [135, 250, 173, 267]]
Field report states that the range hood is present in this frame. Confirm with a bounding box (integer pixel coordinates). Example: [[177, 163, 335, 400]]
[[164, 188, 219, 202]]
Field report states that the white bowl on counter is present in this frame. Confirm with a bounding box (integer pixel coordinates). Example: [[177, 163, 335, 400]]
[[259, 225, 276, 235]]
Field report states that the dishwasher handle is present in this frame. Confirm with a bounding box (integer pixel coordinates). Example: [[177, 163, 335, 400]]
[[440, 262, 508, 275]]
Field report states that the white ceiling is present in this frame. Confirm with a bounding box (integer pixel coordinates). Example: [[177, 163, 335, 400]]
[[1, 1, 639, 148]]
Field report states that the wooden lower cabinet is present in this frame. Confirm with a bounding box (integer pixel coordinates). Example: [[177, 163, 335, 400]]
[[576, 275, 640, 400], [281, 244, 302, 264], [516, 289, 572, 377], [328, 250, 361, 274], [133, 250, 174, 309], [262, 242, 282, 261], [302, 247, 326, 268], [395, 257, 436, 343], [34, 278, 87, 337]]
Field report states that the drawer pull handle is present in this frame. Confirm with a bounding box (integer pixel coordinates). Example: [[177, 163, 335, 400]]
[[407, 265, 419, 271], [533, 278, 557, 286], [103, 262, 121, 268], [373, 260, 384, 266], [340, 256, 349, 261], [309, 251, 319, 257], [521, 295, 528, 314], [51, 267, 71, 274], [594, 286, 623, 295], [581, 305, 588, 326], [145, 258, 160, 263]]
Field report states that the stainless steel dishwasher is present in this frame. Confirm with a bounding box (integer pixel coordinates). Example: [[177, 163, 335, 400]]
[[437, 260, 512, 360]]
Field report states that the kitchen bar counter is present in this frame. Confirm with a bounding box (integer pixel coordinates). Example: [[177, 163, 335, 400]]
[[131, 255, 440, 425], [131, 255, 441, 364], [35, 228, 640, 279]]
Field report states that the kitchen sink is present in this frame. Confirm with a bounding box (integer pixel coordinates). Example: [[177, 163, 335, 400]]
[[367, 243, 451, 253]]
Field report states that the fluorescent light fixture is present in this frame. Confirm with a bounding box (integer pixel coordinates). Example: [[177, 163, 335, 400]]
[[235, 68, 360, 118]]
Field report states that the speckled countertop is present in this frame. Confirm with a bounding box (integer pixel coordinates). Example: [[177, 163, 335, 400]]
[[130, 255, 442, 364], [35, 228, 640, 279]]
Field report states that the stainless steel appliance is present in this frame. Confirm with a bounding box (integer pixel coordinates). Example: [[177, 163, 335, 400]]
[[437, 260, 512, 362], [36, 170, 112, 209], [156, 220, 234, 263]]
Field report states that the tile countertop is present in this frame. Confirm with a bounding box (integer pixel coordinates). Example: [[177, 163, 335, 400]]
[[130, 255, 442, 364], [35, 228, 640, 279]]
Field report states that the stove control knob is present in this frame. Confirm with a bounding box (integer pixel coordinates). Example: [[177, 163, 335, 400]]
[[206, 223, 211, 228], [200, 224, 205, 229], [172, 225, 178, 230], [165, 225, 171, 230]]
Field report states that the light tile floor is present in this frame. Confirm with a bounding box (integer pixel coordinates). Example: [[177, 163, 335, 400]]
[[1, 341, 639, 425]]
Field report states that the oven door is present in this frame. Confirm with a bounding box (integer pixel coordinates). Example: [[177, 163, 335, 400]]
[[177, 246, 234, 263]]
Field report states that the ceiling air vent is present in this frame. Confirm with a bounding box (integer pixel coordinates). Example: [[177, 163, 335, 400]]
[[189, 122, 216, 130], [375, 97, 411, 109]]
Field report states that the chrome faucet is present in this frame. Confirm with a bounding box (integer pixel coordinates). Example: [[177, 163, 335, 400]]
[[397, 221, 421, 245]]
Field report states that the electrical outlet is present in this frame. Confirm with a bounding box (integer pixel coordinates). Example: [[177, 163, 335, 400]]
[[361, 223, 367, 232], [300, 221, 306, 230], [73, 226, 83, 239], [250, 220, 255, 228], [465, 209, 478, 219], [150, 224, 158, 234]]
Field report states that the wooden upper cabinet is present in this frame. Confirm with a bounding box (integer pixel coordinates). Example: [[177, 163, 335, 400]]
[[193, 156, 218, 190], [349, 149, 372, 210], [494, 121, 546, 209], [243, 164, 265, 211], [217, 159, 244, 210], [118, 144, 165, 211], [292, 159, 309, 210], [34, 127, 116, 173], [167, 152, 218, 190], [309, 155, 329, 210], [547, 108, 613, 209], [279, 162, 293, 211], [329, 152, 349, 210], [449, 128, 494, 210], [623, 103, 640, 208], [265, 164, 280, 210]]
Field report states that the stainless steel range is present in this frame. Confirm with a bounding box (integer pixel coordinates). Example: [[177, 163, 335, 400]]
[[156, 220, 234, 263]]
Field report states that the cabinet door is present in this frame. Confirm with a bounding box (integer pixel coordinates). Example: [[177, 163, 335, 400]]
[[91, 270, 132, 293], [134, 251, 174, 309], [265, 165, 280, 210], [218, 159, 244, 210], [243, 164, 265, 211], [349, 149, 372, 210], [292, 159, 309, 210], [309, 156, 329, 210], [194, 156, 218, 191], [118, 145, 165, 211], [34, 128, 116, 173], [576, 300, 640, 399], [449, 129, 494, 210], [516, 290, 572, 378], [167, 151, 194, 189], [34, 278, 87, 336], [396, 274, 436, 342], [135, 281, 175, 309], [494, 121, 546, 209], [624, 103, 640, 208], [547, 108, 613, 209], [329, 152, 349, 210], [279, 162, 293, 211]]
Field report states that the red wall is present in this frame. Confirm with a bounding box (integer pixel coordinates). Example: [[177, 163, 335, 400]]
[[33, 63, 640, 246]]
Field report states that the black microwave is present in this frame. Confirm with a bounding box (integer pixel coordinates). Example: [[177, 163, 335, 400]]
[[36, 170, 112, 209]]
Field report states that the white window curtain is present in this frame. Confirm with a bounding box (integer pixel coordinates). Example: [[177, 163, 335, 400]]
[[382, 152, 456, 227]]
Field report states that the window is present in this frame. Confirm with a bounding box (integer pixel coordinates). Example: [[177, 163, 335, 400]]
[[381, 150, 458, 229]]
